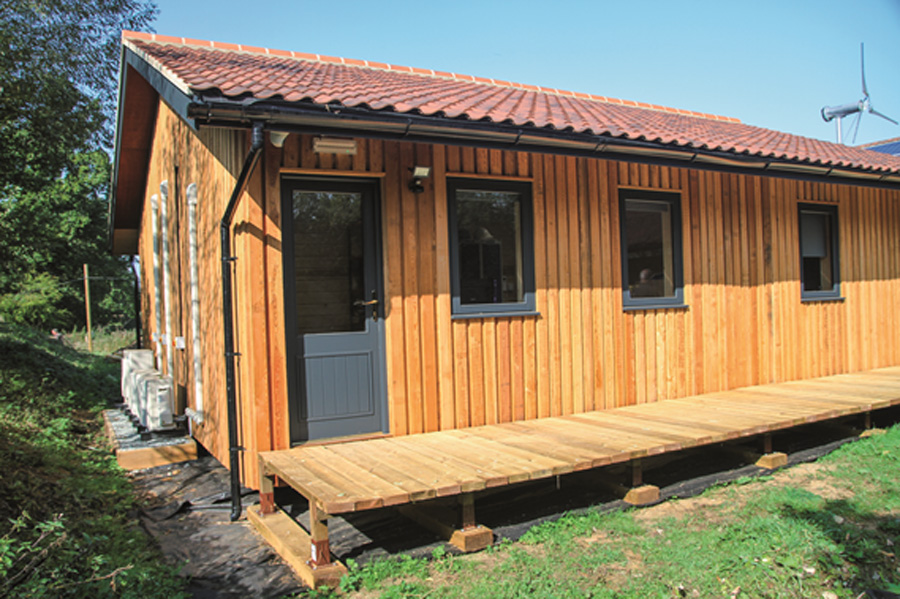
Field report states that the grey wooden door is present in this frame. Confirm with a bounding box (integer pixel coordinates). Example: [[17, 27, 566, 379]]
[[282, 178, 387, 442]]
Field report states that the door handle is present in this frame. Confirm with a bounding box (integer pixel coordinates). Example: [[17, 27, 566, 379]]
[[353, 296, 379, 322]]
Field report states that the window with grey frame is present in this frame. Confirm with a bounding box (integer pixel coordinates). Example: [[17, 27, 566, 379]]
[[799, 203, 840, 300], [447, 178, 535, 316], [619, 189, 684, 308]]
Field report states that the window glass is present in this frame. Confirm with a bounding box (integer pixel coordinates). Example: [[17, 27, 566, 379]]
[[291, 191, 365, 334], [456, 189, 523, 304], [799, 205, 839, 298], [620, 191, 683, 308], [624, 199, 675, 298], [448, 179, 534, 315]]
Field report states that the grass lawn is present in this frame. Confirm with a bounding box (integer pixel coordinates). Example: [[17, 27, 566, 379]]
[[0, 323, 188, 598], [314, 426, 900, 598]]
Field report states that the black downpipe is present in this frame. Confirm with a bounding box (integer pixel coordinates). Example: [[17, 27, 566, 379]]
[[221, 122, 265, 521]]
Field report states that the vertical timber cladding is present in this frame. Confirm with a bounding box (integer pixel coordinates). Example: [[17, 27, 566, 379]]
[[144, 122, 900, 486], [139, 98, 293, 488], [290, 137, 897, 438], [277, 134, 900, 442]]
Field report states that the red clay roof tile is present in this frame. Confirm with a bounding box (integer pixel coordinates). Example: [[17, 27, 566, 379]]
[[122, 31, 900, 175]]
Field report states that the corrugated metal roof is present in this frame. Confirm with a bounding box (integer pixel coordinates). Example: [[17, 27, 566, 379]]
[[122, 31, 900, 176]]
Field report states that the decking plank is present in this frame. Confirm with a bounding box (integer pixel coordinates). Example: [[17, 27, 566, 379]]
[[518, 417, 662, 458], [441, 428, 574, 476], [396, 433, 533, 485], [612, 404, 745, 439], [465, 424, 591, 471], [258, 367, 900, 516], [261, 451, 368, 513], [324, 442, 454, 500], [708, 391, 842, 422], [592, 411, 718, 446], [300, 446, 413, 505], [679, 392, 823, 424], [493, 421, 626, 467], [737, 386, 871, 411], [362, 439, 481, 495], [566, 412, 694, 451]]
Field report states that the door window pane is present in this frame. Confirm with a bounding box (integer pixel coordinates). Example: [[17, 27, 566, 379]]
[[292, 191, 364, 334]]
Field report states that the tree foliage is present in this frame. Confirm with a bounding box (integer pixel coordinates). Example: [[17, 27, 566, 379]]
[[0, 0, 155, 330], [0, 152, 134, 329], [0, 0, 156, 192]]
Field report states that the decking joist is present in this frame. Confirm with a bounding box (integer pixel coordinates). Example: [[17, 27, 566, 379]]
[[259, 367, 900, 514]]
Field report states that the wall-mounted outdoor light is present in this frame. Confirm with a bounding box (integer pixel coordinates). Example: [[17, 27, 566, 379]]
[[269, 131, 289, 148], [313, 136, 357, 155], [409, 165, 431, 193]]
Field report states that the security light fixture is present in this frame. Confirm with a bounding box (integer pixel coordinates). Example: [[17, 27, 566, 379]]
[[409, 165, 431, 193], [269, 131, 289, 148], [313, 137, 357, 155]]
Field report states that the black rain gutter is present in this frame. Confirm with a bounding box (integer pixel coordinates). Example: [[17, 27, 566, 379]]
[[221, 122, 265, 521], [188, 100, 900, 190]]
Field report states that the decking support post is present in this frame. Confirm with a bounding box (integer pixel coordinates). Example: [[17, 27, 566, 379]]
[[762, 434, 773, 455], [631, 459, 643, 488], [459, 493, 476, 530], [308, 501, 332, 568], [864, 412, 872, 430], [258, 458, 276, 516], [259, 472, 275, 516]]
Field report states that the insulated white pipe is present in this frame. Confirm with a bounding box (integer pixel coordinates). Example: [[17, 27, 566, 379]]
[[160, 181, 174, 377], [186, 183, 204, 423], [150, 193, 163, 372]]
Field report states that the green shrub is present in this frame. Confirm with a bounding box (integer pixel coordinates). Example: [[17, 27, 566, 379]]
[[0, 322, 188, 598], [0, 273, 65, 330]]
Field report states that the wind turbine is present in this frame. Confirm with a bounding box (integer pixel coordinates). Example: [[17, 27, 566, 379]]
[[821, 43, 897, 145]]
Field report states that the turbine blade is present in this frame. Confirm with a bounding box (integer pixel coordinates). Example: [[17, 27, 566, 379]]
[[870, 108, 899, 125], [861, 42, 869, 97], [851, 111, 863, 144]]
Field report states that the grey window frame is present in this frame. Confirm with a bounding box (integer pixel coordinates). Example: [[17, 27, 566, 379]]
[[798, 202, 841, 301], [619, 189, 685, 310], [447, 178, 536, 317]]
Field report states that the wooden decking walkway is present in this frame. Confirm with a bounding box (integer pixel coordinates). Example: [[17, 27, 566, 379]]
[[251, 367, 900, 587]]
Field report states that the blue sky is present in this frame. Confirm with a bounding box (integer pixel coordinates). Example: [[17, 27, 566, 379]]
[[152, 0, 900, 146]]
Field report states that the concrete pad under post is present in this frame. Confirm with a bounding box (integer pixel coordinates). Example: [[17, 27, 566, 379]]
[[594, 468, 660, 506], [755, 452, 788, 470], [449, 526, 494, 552], [623, 484, 660, 505], [397, 494, 493, 553], [860, 428, 886, 438]]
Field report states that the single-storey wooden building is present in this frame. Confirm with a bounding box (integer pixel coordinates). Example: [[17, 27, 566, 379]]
[[112, 30, 900, 582]]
